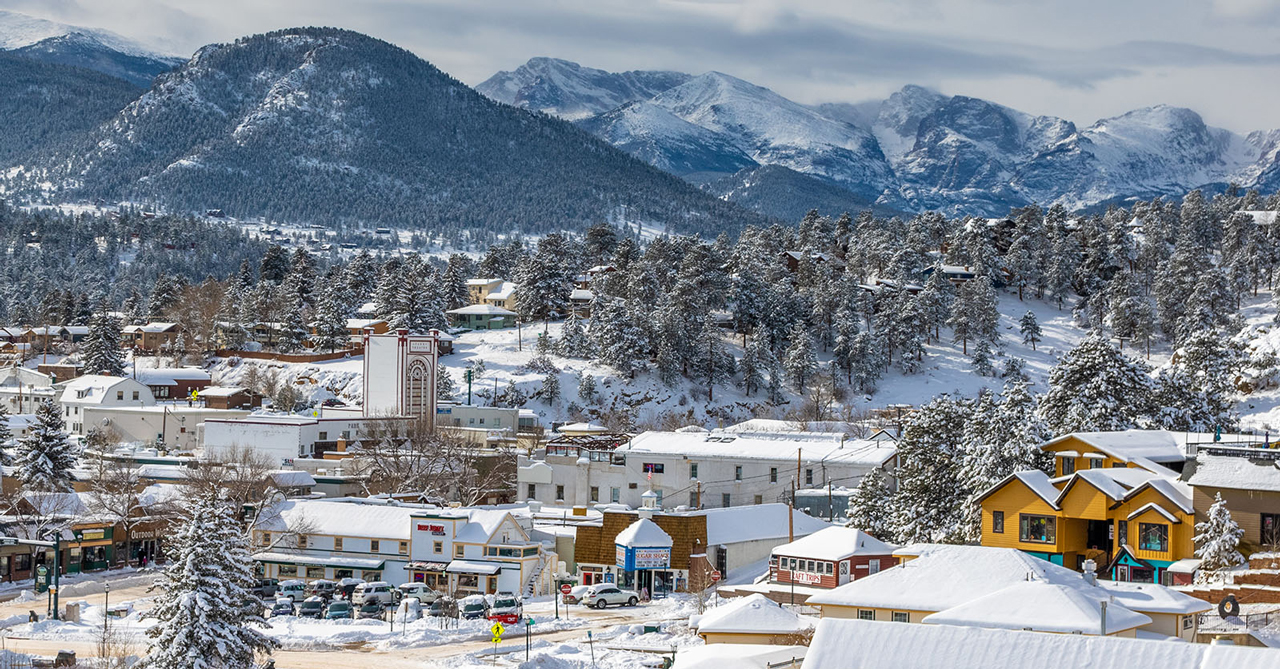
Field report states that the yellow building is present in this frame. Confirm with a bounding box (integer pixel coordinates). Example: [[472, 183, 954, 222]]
[[695, 593, 814, 644], [977, 463, 1195, 584]]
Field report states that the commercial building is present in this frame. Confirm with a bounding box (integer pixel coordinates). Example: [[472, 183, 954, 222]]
[[362, 329, 441, 422], [723, 527, 896, 604], [57, 375, 156, 435]]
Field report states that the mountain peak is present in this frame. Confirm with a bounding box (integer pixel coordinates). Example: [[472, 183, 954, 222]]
[[0, 10, 180, 86], [476, 57, 689, 120]]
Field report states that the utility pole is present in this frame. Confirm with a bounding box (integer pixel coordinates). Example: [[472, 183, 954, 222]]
[[696, 481, 702, 510], [465, 369, 473, 405]]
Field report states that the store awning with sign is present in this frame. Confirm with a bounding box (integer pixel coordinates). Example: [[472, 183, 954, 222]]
[[252, 551, 386, 570], [407, 561, 450, 572], [446, 559, 504, 575]]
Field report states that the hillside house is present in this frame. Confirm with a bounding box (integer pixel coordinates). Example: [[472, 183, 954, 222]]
[[695, 594, 814, 645], [134, 367, 210, 399], [466, 278, 504, 304], [122, 322, 181, 350], [58, 375, 156, 435], [446, 304, 517, 329], [1185, 445, 1280, 555], [26, 326, 90, 349]]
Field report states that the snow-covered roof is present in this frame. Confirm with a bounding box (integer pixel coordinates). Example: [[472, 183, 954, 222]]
[[802, 618, 1280, 669], [615, 518, 673, 548], [1241, 210, 1280, 226], [1188, 454, 1280, 492], [772, 527, 896, 561], [1126, 502, 1181, 523], [253, 551, 385, 570], [466, 278, 503, 286], [345, 318, 386, 330], [58, 375, 151, 404], [446, 559, 503, 575], [22, 491, 92, 516], [569, 288, 594, 301], [673, 644, 806, 669], [699, 504, 831, 546], [1099, 580, 1211, 615], [722, 419, 868, 435], [485, 281, 517, 300], [1045, 431, 1193, 465], [198, 386, 249, 398], [268, 470, 317, 488], [807, 544, 1090, 611], [452, 509, 517, 544], [697, 594, 814, 635], [133, 322, 178, 333], [135, 367, 210, 386], [624, 430, 896, 467], [256, 499, 416, 540], [558, 422, 610, 434], [921, 581, 1150, 635], [447, 304, 517, 316], [976, 470, 1060, 509]]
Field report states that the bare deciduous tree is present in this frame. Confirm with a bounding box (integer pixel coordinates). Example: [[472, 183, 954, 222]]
[[354, 417, 516, 504]]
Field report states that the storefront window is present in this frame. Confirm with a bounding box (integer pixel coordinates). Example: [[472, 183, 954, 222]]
[[361, 571, 382, 582], [1139, 523, 1168, 552], [457, 574, 479, 590], [1019, 514, 1056, 544], [306, 566, 325, 579], [278, 565, 298, 577], [334, 569, 353, 579]]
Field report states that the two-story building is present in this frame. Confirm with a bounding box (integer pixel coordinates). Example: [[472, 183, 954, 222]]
[[405, 507, 549, 596], [519, 426, 897, 510], [57, 375, 156, 435], [749, 527, 897, 604]]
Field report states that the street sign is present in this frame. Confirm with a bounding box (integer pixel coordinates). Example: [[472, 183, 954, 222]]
[[710, 570, 722, 583], [0, 538, 18, 546], [560, 584, 572, 595], [490, 621, 505, 638]]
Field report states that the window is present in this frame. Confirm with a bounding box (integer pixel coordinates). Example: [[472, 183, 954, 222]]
[[891, 612, 909, 623], [1019, 514, 1056, 544], [858, 610, 875, 621], [992, 511, 1005, 534], [361, 571, 382, 582], [116, 391, 123, 400], [1139, 523, 1169, 552], [1182, 615, 1195, 631], [399, 541, 408, 555], [642, 463, 664, 474], [722, 493, 731, 507], [590, 487, 599, 502], [734, 465, 743, 481], [278, 565, 298, 577], [297, 535, 308, 548], [132, 391, 139, 401], [754, 495, 763, 505], [1263, 513, 1280, 546], [319, 431, 328, 441], [611, 487, 620, 503], [1111, 462, 1125, 468], [868, 559, 881, 574], [527, 483, 536, 500], [306, 566, 325, 579], [334, 537, 343, 551], [455, 545, 464, 558], [690, 491, 699, 507], [1118, 520, 1129, 544], [805, 469, 813, 486], [433, 541, 443, 554], [555, 485, 565, 501], [690, 464, 698, 480], [1061, 457, 1075, 475], [654, 490, 663, 506], [370, 540, 380, 552], [770, 468, 778, 483]]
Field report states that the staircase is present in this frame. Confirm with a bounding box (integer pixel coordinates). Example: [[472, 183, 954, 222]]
[[524, 551, 551, 598]]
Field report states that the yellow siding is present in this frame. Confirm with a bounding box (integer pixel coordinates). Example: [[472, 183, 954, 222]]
[[1112, 488, 1196, 563], [819, 605, 932, 623], [980, 480, 1063, 553], [1058, 482, 1110, 521], [701, 632, 798, 645]]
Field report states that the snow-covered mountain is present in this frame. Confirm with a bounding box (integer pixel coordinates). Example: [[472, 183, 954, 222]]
[[0, 10, 179, 86], [481, 58, 1280, 217], [477, 57, 690, 120]]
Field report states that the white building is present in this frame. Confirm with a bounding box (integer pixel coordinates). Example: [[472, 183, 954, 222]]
[[83, 405, 251, 451], [0, 367, 56, 415], [201, 411, 404, 464], [518, 427, 897, 510], [362, 329, 440, 421], [57, 375, 155, 435]]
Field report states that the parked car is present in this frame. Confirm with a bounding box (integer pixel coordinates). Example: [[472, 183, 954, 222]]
[[324, 601, 353, 620], [269, 597, 296, 617], [297, 596, 325, 618], [428, 597, 457, 618], [352, 581, 396, 607], [561, 585, 591, 605], [489, 592, 523, 624], [582, 584, 639, 609], [306, 580, 337, 600], [336, 578, 365, 600], [397, 583, 440, 604], [277, 580, 306, 602], [357, 602, 385, 620], [459, 595, 490, 620], [251, 578, 280, 599]]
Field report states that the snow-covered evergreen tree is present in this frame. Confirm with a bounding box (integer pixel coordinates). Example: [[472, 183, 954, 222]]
[[577, 373, 597, 403], [918, 265, 954, 341], [739, 335, 766, 397], [1193, 493, 1245, 580], [590, 298, 647, 377], [845, 466, 895, 542], [970, 339, 994, 376], [137, 490, 277, 669], [849, 332, 886, 395], [0, 403, 13, 466], [16, 400, 77, 492], [891, 395, 971, 544], [82, 306, 125, 376], [554, 312, 594, 359], [1019, 311, 1042, 351], [1039, 335, 1155, 434], [541, 373, 561, 406], [435, 363, 456, 403], [783, 323, 817, 392], [310, 284, 349, 352]]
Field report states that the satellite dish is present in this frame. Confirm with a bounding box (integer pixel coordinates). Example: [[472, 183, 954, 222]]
[[101, 418, 112, 426]]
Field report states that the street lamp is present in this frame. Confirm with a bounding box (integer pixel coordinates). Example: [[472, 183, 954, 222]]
[[103, 582, 111, 635]]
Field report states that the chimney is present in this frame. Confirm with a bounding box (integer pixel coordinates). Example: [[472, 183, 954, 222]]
[[1082, 559, 1098, 586], [1100, 600, 1107, 636], [527, 500, 543, 513]]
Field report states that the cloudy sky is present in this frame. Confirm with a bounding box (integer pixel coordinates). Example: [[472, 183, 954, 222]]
[[5, 0, 1280, 131]]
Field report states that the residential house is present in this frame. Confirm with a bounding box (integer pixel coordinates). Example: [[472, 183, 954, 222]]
[[0, 367, 56, 415], [725, 527, 896, 604], [198, 386, 264, 410], [800, 618, 1280, 669], [57, 375, 156, 435], [465, 278, 505, 305], [482, 281, 518, 309], [782, 251, 845, 274], [122, 322, 182, 351], [807, 544, 1207, 640], [134, 367, 210, 399], [446, 304, 517, 329], [695, 594, 814, 645], [569, 288, 594, 316], [518, 426, 896, 511], [1185, 447, 1280, 552], [26, 326, 90, 349]]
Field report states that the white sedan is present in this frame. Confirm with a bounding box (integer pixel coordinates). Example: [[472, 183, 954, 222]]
[[582, 584, 640, 609]]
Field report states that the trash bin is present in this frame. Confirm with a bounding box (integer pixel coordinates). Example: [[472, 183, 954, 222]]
[[54, 650, 75, 667]]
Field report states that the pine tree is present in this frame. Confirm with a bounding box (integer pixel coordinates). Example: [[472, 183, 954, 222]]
[[919, 265, 955, 341], [554, 313, 594, 359], [849, 332, 886, 395], [16, 400, 77, 492], [436, 363, 456, 402], [1039, 335, 1155, 434], [970, 339, 994, 376], [0, 403, 13, 467], [541, 373, 561, 406], [845, 466, 895, 542], [739, 335, 766, 397], [590, 298, 647, 377], [82, 306, 125, 376], [783, 323, 817, 392], [138, 490, 277, 669], [310, 284, 349, 352], [577, 373, 597, 403], [1194, 493, 1246, 580], [891, 395, 971, 544], [1019, 311, 1042, 351]]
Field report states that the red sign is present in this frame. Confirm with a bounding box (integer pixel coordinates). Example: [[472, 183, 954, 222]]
[[416, 523, 447, 536], [560, 584, 573, 595], [710, 570, 722, 583]]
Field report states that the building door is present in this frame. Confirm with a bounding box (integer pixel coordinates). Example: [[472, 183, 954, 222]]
[[1086, 519, 1112, 556], [838, 560, 851, 585], [1263, 513, 1279, 547], [715, 548, 727, 581]]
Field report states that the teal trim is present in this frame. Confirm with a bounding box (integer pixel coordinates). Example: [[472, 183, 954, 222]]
[[1022, 551, 1054, 562], [1049, 554, 1065, 566], [1116, 552, 1147, 567]]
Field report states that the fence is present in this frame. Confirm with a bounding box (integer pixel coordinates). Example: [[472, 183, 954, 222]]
[[217, 349, 358, 363], [1197, 608, 1277, 631]]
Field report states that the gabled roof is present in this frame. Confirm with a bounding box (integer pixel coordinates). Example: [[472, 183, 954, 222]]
[[974, 470, 1060, 509], [1126, 502, 1181, 524], [615, 517, 673, 548], [696, 593, 813, 635], [447, 304, 517, 316], [1187, 454, 1280, 493], [772, 527, 897, 561], [1044, 431, 1189, 465], [921, 580, 1150, 635], [1099, 580, 1211, 615]]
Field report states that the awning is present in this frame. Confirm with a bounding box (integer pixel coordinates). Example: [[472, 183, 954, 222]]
[[446, 559, 504, 575], [407, 561, 450, 572], [253, 551, 386, 570], [1055, 451, 1080, 458]]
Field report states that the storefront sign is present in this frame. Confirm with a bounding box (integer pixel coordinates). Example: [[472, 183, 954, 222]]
[[794, 571, 823, 585], [416, 523, 447, 536], [615, 544, 671, 571], [76, 529, 107, 542]]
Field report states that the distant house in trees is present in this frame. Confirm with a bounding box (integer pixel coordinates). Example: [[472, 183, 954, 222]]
[[135, 367, 211, 399], [466, 278, 504, 304], [569, 288, 594, 317], [26, 326, 90, 349], [198, 386, 265, 410], [447, 304, 517, 330], [483, 281, 518, 309], [122, 322, 182, 350], [782, 251, 845, 274]]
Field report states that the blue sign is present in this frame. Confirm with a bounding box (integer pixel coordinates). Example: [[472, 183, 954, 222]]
[[615, 544, 671, 571]]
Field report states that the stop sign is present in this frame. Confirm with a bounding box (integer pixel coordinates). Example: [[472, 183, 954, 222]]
[[560, 584, 573, 595], [710, 570, 722, 583]]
